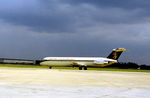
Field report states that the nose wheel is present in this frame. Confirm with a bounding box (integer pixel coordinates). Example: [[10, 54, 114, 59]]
[[49, 66, 52, 69]]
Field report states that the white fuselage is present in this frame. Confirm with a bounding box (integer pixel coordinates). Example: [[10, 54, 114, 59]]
[[40, 57, 117, 68]]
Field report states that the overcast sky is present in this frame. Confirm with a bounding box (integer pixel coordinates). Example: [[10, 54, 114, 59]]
[[0, 0, 150, 64]]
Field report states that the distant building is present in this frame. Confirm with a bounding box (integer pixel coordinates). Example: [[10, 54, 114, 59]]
[[0, 58, 43, 65]]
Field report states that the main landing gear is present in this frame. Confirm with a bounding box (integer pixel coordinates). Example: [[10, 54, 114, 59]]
[[79, 66, 87, 70], [84, 66, 87, 70]]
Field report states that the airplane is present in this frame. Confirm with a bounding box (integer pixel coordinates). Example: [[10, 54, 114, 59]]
[[40, 48, 128, 70]]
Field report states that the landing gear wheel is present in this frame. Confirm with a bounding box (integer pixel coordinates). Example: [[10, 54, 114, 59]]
[[79, 66, 82, 70], [49, 66, 52, 69], [84, 66, 87, 70]]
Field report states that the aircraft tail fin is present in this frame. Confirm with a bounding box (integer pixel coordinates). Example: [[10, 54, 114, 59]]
[[107, 48, 128, 60]]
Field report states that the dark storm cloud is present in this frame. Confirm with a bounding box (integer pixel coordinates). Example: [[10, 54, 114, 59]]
[[62, 0, 150, 23], [41, 0, 150, 23], [0, 0, 78, 33], [63, 0, 150, 10], [0, 0, 150, 33]]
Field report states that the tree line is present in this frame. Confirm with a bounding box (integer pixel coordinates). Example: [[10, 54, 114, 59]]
[[104, 62, 150, 70]]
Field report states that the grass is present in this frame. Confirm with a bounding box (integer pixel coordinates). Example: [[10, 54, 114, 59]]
[[0, 64, 150, 73]]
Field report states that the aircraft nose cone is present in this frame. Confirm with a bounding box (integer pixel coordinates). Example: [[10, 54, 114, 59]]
[[40, 61, 47, 66]]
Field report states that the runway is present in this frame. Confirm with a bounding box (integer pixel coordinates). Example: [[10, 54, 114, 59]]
[[0, 67, 150, 98]]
